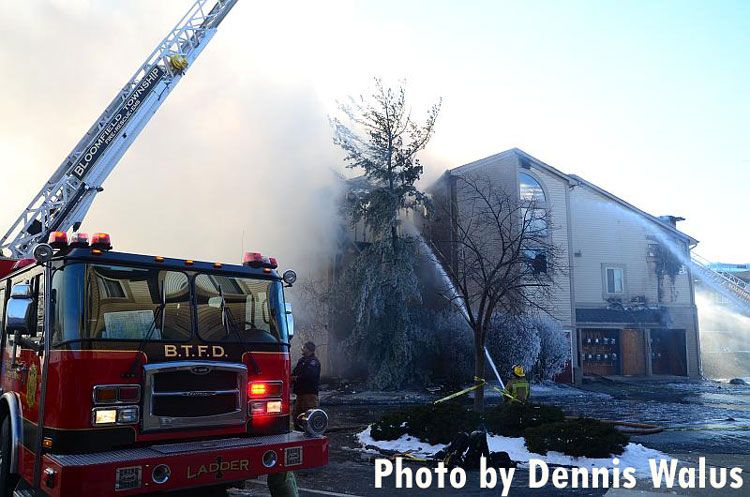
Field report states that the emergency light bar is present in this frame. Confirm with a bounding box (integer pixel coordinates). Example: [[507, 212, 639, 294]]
[[242, 251, 278, 269]]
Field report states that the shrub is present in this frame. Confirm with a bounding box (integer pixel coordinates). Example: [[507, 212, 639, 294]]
[[485, 313, 541, 381], [370, 402, 481, 445], [524, 418, 629, 458], [370, 411, 409, 441], [532, 316, 571, 382], [485, 402, 565, 438]]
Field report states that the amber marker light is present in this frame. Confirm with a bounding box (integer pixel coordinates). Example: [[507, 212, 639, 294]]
[[185, 260, 194, 266], [155, 256, 165, 262], [92, 249, 103, 255], [214, 262, 223, 268], [93, 386, 118, 404]]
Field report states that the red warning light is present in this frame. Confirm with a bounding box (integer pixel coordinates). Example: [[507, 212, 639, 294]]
[[70, 232, 90, 247], [91, 233, 112, 250], [48, 232, 68, 248], [243, 252, 263, 266]]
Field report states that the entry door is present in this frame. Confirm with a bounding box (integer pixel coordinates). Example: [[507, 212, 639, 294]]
[[621, 329, 646, 375], [651, 329, 687, 376]]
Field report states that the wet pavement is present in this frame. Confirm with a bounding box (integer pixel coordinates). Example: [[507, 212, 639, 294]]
[[180, 380, 750, 496]]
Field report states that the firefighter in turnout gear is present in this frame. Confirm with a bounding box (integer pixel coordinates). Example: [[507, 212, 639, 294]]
[[291, 341, 321, 429], [504, 365, 530, 403]]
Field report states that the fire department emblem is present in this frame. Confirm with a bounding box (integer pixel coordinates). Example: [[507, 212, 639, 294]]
[[26, 364, 38, 408]]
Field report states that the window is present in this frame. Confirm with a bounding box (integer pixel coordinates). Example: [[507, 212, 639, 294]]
[[519, 173, 549, 238], [520, 172, 546, 202], [100, 278, 126, 299], [34, 275, 45, 336], [53, 264, 193, 343], [523, 249, 548, 274], [50, 264, 288, 346], [195, 274, 285, 344], [520, 207, 549, 237], [605, 267, 625, 294]]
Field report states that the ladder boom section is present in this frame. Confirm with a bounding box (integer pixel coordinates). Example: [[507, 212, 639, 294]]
[[1, 0, 238, 258], [691, 252, 750, 314]]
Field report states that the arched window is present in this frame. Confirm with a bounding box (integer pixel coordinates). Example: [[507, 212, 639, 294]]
[[519, 172, 546, 202], [519, 172, 548, 237]]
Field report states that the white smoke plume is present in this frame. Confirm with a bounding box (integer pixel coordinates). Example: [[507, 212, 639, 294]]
[[0, 1, 346, 276]]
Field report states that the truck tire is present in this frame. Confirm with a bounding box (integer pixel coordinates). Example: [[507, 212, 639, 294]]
[[0, 415, 19, 497]]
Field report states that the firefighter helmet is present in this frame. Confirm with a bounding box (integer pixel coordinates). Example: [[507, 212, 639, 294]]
[[512, 365, 525, 377]]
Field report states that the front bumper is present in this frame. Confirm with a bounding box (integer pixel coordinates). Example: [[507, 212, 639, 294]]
[[41, 432, 328, 496]]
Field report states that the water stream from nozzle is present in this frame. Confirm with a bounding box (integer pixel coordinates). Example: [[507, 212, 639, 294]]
[[416, 235, 506, 388]]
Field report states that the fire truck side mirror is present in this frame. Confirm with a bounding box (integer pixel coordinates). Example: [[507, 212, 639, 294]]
[[7, 284, 34, 337], [7, 284, 36, 368], [285, 303, 295, 339]]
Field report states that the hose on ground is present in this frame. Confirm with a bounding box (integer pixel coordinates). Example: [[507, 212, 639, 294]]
[[565, 416, 663, 434]]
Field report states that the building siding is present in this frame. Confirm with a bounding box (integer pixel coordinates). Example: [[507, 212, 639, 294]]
[[569, 186, 692, 307]]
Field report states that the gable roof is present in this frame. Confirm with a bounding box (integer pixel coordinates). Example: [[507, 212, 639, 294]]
[[444, 147, 698, 246]]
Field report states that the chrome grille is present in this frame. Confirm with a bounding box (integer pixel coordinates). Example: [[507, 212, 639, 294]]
[[142, 361, 247, 432]]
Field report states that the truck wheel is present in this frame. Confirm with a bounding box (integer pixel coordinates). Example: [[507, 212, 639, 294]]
[[0, 416, 19, 497]]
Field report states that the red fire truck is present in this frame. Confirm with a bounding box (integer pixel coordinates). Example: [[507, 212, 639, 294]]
[[0, 233, 328, 496], [1, 2, 328, 494]]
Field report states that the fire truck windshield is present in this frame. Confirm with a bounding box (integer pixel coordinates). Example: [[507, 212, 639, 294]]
[[194, 273, 284, 343], [51, 263, 287, 345]]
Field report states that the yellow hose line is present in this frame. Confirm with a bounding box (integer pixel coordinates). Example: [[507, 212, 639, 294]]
[[434, 377, 514, 404]]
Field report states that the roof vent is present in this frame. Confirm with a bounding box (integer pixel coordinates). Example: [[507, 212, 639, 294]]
[[658, 215, 685, 228]]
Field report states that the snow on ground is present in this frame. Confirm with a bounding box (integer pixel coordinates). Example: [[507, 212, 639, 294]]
[[357, 426, 668, 477], [357, 426, 444, 457]]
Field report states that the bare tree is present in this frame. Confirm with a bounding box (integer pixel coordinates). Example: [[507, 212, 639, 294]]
[[427, 174, 563, 410]]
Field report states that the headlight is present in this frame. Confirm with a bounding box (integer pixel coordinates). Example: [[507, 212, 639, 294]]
[[94, 409, 117, 425], [92, 406, 140, 426], [266, 401, 282, 414]]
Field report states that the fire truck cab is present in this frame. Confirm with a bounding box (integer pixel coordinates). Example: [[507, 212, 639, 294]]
[[0, 234, 328, 496]]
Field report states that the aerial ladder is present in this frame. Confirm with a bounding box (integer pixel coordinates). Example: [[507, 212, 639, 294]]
[[690, 253, 750, 315], [0, 0, 238, 259]]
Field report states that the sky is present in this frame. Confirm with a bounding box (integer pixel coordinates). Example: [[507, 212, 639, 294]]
[[0, 0, 748, 268]]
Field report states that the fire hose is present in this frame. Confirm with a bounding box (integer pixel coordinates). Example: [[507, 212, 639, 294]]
[[434, 377, 514, 404], [565, 416, 663, 434], [433, 378, 666, 434]]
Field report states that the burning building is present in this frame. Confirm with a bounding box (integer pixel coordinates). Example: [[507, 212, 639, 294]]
[[425, 148, 702, 383]]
